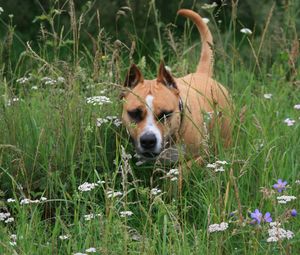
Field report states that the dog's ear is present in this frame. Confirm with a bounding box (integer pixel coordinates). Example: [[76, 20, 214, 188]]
[[157, 61, 177, 89], [124, 64, 144, 88]]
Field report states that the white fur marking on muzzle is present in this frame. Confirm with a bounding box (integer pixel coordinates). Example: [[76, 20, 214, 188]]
[[138, 95, 162, 153]]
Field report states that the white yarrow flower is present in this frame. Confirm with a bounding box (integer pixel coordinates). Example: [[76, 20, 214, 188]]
[[294, 104, 300, 110], [277, 195, 296, 204], [151, 188, 162, 196], [120, 211, 133, 217], [106, 191, 123, 198], [78, 182, 98, 192], [7, 198, 16, 203], [59, 235, 70, 240], [208, 222, 229, 233]]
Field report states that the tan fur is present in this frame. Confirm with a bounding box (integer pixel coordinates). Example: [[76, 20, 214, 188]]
[[122, 9, 232, 159]]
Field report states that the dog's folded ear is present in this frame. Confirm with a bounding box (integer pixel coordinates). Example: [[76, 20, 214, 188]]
[[157, 61, 178, 89], [124, 64, 144, 88]]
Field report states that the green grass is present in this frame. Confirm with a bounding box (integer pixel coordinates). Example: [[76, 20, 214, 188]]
[[0, 1, 300, 254]]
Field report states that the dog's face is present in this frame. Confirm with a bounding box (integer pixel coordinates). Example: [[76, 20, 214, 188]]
[[121, 63, 181, 159]]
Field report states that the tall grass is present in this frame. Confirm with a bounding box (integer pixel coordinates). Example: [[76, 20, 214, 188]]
[[0, 1, 299, 254]]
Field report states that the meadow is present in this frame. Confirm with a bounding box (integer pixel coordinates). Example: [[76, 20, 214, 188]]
[[0, 1, 300, 254]]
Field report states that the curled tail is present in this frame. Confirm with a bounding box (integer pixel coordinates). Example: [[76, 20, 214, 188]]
[[177, 9, 213, 77]]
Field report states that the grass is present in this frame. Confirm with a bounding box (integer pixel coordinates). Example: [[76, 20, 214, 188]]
[[0, 1, 300, 254]]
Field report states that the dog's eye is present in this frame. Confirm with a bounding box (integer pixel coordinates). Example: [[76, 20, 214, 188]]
[[157, 110, 173, 122], [127, 108, 143, 122]]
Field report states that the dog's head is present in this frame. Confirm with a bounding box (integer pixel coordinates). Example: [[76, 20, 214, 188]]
[[121, 62, 182, 159]]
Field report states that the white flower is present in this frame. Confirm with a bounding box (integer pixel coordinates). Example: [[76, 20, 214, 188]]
[[106, 191, 123, 198], [170, 177, 178, 181], [84, 213, 101, 221], [202, 18, 210, 24], [85, 247, 97, 253], [207, 163, 216, 168], [294, 104, 300, 110], [16, 77, 29, 84], [40, 196, 47, 201], [166, 168, 179, 177], [0, 7, 4, 14], [202, 2, 218, 9], [240, 28, 252, 35], [208, 222, 229, 233], [215, 166, 225, 172], [295, 180, 300, 184], [7, 198, 16, 203], [151, 188, 162, 196], [267, 223, 294, 242], [284, 118, 296, 126], [96, 118, 108, 127], [59, 235, 70, 240], [0, 212, 11, 221], [277, 195, 296, 204], [73, 253, 87, 255], [31, 86, 38, 90], [215, 160, 228, 165], [78, 182, 98, 192], [5, 217, 14, 223], [86, 96, 111, 105], [120, 211, 133, 217], [263, 93, 272, 99], [97, 180, 105, 185], [41, 77, 57, 85], [9, 241, 17, 246]]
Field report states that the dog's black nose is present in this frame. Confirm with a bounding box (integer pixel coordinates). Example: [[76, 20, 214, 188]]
[[140, 133, 157, 150]]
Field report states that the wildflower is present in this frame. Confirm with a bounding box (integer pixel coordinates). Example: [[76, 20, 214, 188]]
[[96, 180, 105, 185], [202, 2, 218, 10], [208, 222, 229, 233], [151, 188, 162, 196], [40, 196, 47, 201], [31, 86, 38, 90], [296, 180, 300, 184], [86, 96, 111, 105], [16, 77, 29, 84], [215, 166, 225, 172], [284, 118, 296, 126], [41, 77, 57, 85], [207, 160, 228, 172], [85, 247, 97, 253], [84, 213, 101, 221], [273, 179, 287, 193], [291, 209, 297, 217], [202, 18, 210, 24], [96, 118, 108, 127], [0, 212, 11, 221], [59, 235, 70, 240], [5, 217, 14, 223], [240, 28, 252, 35], [57, 77, 65, 83], [78, 182, 98, 192], [106, 191, 122, 198], [264, 212, 272, 223], [277, 195, 296, 204], [120, 211, 133, 217], [73, 253, 87, 255], [7, 198, 16, 203], [250, 209, 272, 224], [263, 93, 272, 99], [267, 223, 294, 242], [294, 104, 300, 110], [0, 7, 4, 14], [250, 209, 263, 224]]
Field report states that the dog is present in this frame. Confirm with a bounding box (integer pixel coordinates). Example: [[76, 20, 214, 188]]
[[121, 9, 232, 169]]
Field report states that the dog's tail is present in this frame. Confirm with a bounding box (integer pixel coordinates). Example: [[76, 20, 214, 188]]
[[177, 9, 213, 77]]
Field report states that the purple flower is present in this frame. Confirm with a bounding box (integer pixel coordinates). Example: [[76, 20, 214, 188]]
[[264, 212, 272, 222], [251, 209, 263, 224], [291, 209, 297, 217], [250, 209, 272, 224], [273, 179, 287, 193]]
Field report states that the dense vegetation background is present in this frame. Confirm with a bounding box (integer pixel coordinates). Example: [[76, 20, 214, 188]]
[[0, 0, 299, 254]]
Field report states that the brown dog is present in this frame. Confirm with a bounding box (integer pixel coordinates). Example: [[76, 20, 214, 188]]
[[121, 9, 232, 165]]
